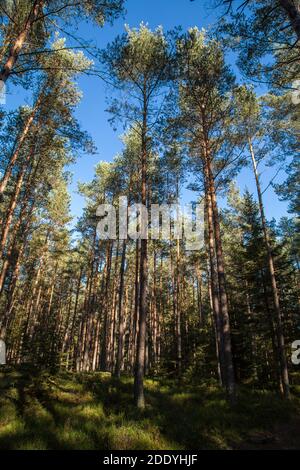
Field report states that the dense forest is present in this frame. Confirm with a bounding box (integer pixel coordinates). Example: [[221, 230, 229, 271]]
[[0, 0, 299, 451]]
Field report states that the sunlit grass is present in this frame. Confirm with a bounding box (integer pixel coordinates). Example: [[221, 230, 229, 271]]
[[0, 367, 299, 450]]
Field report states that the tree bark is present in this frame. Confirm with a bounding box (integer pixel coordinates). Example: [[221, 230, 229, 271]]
[[0, 145, 34, 256], [205, 190, 225, 386], [206, 156, 236, 404], [100, 240, 113, 371], [134, 83, 148, 408], [115, 240, 127, 378], [279, 0, 300, 40], [249, 137, 290, 399], [0, 1, 44, 83], [0, 93, 43, 202]]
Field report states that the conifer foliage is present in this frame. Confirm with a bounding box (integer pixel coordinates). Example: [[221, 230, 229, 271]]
[[0, 1, 299, 415]]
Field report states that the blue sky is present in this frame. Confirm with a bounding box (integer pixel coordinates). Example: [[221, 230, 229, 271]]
[[6, 0, 289, 225]]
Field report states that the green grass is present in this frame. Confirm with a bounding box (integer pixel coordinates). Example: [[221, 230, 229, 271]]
[[0, 367, 299, 450]]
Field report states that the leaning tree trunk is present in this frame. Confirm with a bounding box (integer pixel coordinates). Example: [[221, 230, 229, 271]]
[[0, 93, 43, 203], [0, 150, 41, 293], [0, 0, 44, 83], [0, 187, 32, 294], [248, 137, 290, 399], [0, 145, 34, 257]]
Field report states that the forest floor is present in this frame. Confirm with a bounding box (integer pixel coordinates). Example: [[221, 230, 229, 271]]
[[0, 367, 300, 450]]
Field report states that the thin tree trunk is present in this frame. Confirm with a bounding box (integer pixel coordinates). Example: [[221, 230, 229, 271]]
[[100, 241, 113, 371], [206, 156, 236, 404], [0, 146, 34, 256], [131, 240, 140, 367], [134, 84, 148, 408], [108, 241, 120, 371], [2, 98, 44, 206], [0, 150, 41, 292], [175, 238, 182, 375], [249, 137, 290, 399], [115, 240, 127, 378], [205, 190, 225, 386], [0, 194, 35, 294]]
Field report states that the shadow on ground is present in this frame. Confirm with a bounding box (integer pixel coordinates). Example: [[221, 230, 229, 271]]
[[0, 367, 299, 450]]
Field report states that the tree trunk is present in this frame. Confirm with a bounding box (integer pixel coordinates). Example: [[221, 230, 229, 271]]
[[249, 138, 290, 399], [0, 150, 41, 293], [131, 240, 140, 369], [115, 240, 127, 378], [206, 156, 236, 404], [0, 1, 44, 83], [100, 241, 113, 371], [0, 193, 34, 294], [205, 191, 225, 387], [0, 146, 34, 256], [175, 238, 182, 375], [134, 85, 148, 408], [279, 0, 300, 40]]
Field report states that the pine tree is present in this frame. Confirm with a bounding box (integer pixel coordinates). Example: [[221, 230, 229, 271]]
[[102, 23, 171, 408], [175, 27, 243, 403]]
